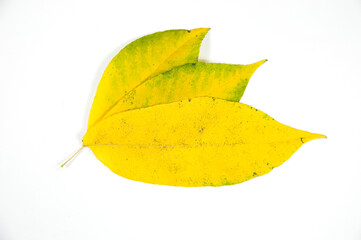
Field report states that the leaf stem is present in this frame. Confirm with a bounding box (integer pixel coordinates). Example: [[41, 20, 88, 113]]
[[60, 146, 84, 168]]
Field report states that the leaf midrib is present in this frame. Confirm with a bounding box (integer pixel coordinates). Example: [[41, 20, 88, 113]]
[[85, 138, 305, 148]]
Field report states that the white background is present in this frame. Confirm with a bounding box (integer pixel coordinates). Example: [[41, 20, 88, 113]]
[[1, 0, 360, 239]]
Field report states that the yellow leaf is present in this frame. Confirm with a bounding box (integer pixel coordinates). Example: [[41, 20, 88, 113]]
[[83, 97, 326, 187], [88, 28, 210, 128], [101, 60, 266, 120]]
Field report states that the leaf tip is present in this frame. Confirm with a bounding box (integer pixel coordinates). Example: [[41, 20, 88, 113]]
[[259, 59, 268, 65], [190, 27, 211, 35], [250, 59, 268, 70], [301, 133, 327, 144]]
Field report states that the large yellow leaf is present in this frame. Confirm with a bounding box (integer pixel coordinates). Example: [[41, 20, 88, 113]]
[[102, 60, 266, 119], [88, 28, 209, 128], [83, 97, 326, 187]]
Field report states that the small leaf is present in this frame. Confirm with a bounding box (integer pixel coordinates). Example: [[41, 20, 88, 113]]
[[99, 60, 266, 120], [83, 97, 326, 187], [88, 28, 209, 128]]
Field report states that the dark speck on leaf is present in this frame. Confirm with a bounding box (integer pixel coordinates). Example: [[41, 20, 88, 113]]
[[192, 63, 196, 66], [188, 99, 191, 102], [187, 30, 191, 33], [253, 172, 257, 176]]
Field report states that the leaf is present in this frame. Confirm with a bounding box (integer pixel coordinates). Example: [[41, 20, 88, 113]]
[[100, 60, 266, 120], [59, 29, 324, 187], [83, 97, 326, 187], [88, 28, 210, 128]]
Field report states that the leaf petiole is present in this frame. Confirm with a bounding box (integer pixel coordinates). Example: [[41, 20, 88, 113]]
[[60, 146, 84, 168]]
